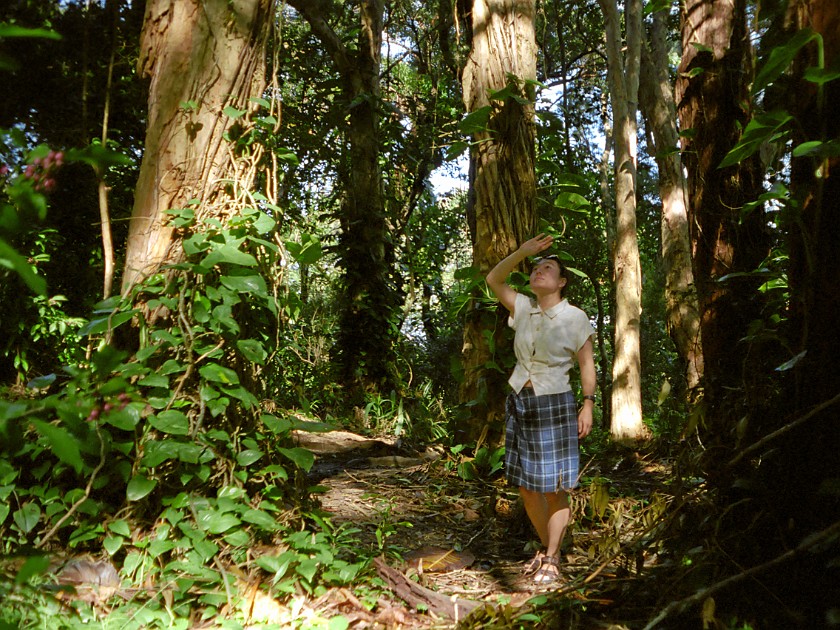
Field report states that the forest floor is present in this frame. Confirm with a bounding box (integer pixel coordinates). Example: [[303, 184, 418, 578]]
[[292, 430, 682, 629]]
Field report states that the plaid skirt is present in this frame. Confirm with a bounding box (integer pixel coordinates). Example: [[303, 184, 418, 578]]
[[504, 388, 579, 492]]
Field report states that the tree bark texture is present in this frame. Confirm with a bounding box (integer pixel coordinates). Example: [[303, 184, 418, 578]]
[[122, 0, 275, 295], [638, 11, 703, 394], [599, 0, 647, 441], [459, 0, 538, 442], [675, 0, 768, 429], [288, 0, 399, 403]]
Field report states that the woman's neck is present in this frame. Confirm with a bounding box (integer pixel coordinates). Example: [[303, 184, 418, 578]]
[[535, 292, 562, 309]]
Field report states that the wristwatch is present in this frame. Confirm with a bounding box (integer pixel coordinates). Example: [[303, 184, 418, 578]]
[[582, 394, 596, 404]]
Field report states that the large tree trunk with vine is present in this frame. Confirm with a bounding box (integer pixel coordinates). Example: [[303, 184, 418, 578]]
[[599, 0, 647, 441], [675, 0, 768, 439], [122, 0, 275, 299], [458, 0, 538, 443], [287, 0, 399, 405], [639, 10, 703, 395]]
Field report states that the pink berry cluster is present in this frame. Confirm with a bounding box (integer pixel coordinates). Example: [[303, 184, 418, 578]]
[[21, 150, 65, 193], [86, 392, 132, 422]]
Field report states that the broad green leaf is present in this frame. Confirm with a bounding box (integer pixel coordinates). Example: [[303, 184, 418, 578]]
[[78, 310, 136, 336], [0, 238, 47, 295], [236, 449, 263, 467], [285, 234, 323, 265], [127, 475, 157, 501], [220, 274, 268, 296], [256, 552, 296, 577], [103, 536, 123, 556], [149, 410, 190, 436], [104, 407, 140, 431], [108, 519, 131, 537], [199, 511, 241, 534], [261, 414, 292, 435], [278, 447, 315, 472], [13, 503, 41, 534], [138, 374, 169, 388], [803, 65, 840, 85], [296, 558, 320, 582], [224, 530, 251, 546], [0, 25, 61, 40], [241, 508, 280, 530], [199, 363, 240, 385], [202, 244, 258, 268], [458, 106, 491, 135], [237, 339, 268, 364], [223, 106, 246, 119], [141, 440, 181, 467], [753, 28, 821, 95], [14, 555, 50, 584], [31, 419, 83, 473]]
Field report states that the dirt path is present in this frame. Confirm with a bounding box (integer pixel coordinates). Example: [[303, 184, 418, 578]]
[[296, 430, 673, 628]]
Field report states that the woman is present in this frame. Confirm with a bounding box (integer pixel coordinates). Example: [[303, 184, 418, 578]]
[[486, 233, 596, 584]]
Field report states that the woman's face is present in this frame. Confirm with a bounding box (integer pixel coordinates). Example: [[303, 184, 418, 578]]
[[529, 258, 567, 296]]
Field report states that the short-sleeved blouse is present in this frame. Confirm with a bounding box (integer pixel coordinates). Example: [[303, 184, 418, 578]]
[[508, 292, 595, 396]]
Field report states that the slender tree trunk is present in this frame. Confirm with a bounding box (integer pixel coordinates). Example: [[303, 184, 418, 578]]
[[638, 10, 703, 394], [599, 0, 647, 441], [288, 0, 399, 404], [459, 0, 538, 443], [98, 0, 118, 299], [122, 0, 275, 297], [675, 0, 768, 433]]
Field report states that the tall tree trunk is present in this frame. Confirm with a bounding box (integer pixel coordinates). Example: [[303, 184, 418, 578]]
[[638, 10, 703, 394], [675, 0, 768, 435], [122, 0, 275, 297], [459, 0, 538, 443], [599, 0, 647, 441], [288, 0, 399, 404]]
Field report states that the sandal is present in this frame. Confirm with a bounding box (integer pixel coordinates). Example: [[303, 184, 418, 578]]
[[532, 554, 561, 584], [522, 549, 545, 575]]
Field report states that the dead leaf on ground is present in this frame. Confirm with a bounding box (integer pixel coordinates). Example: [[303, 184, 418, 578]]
[[404, 546, 476, 572]]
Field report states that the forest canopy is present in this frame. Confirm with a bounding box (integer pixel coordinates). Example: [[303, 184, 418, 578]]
[[1, 0, 838, 628]]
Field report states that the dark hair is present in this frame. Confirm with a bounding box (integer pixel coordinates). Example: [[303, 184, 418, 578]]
[[532, 255, 570, 296]]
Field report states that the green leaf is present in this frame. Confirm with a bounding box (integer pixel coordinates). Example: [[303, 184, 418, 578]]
[[0, 25, 62, 40], [14, 555, 50, 584], [220, 274, 268, 296], [104, 407, 140, 431], [78, 310, 136, 336], [223, 106, 246, 119], [237, 339, 268, 364], [103, 536, 123, 556], [296, 558, 319, 582], [202, 244, 258, 268], [127, 475, 157, 501], [199, 363, 240, 385], [241, 508, 280, 531], [0, 238, 47, 295], [200, 511, 241, 534], [278, 447, 315, 472], [108, 519, 132, 537], [718, 110, 793, 168], [458, 106, 492, 135], [237, 449, 263, 467], [13, 503, 40, 534], [31, 419, 83, 474], [149, 410, 190, 436], [261, 414, 292, 435], [285, 234, 323, 265], [753, 28, 821, 95]]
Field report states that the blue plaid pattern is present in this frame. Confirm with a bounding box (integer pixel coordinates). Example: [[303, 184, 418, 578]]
[[504, 388, 579, 492]]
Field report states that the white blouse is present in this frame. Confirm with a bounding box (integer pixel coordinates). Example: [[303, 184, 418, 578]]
[[507, 292, 595, 396]]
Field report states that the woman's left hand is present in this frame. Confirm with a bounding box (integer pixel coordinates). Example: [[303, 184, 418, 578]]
[[577, 406, 593, 438]]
